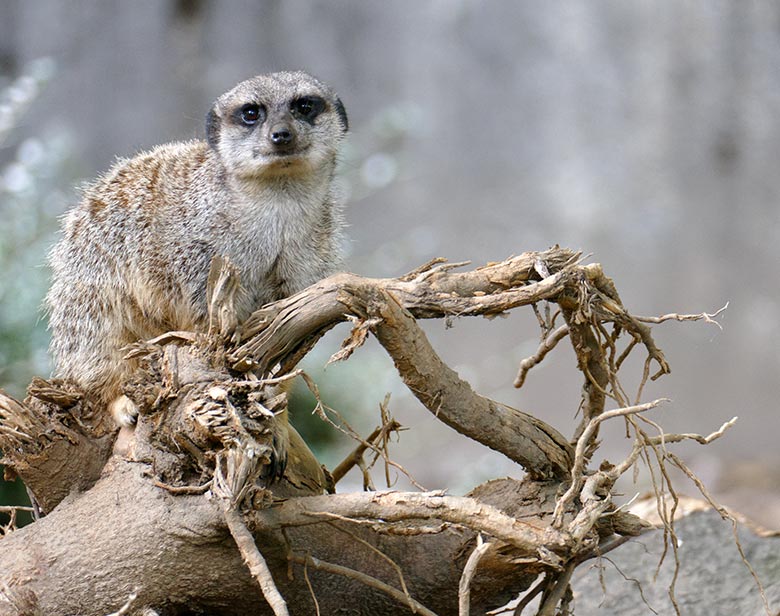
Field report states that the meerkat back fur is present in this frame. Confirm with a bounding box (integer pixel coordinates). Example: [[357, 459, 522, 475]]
[[46, 71, 348, 428]]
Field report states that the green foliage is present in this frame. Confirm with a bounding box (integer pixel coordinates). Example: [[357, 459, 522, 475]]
[[0, 58, 69, 398], [0, 58, 76, 516], [0, 134, 73, 396], [0, 475, 33, 531]]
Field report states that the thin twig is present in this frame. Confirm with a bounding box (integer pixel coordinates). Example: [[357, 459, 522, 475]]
[[612, 416, 739, 478], [667, 452, 771, 615], [458, 535, 492, 616], [327, 522, 415, 608], [301, 372, 426, 489], [301, 555, 321, 616], [573, 535, 635, 565], [399, 257, 449, 281], [378, 393, 395, 487], [223, 505, 289, 616], [614, 335, 639, 372], [553, 399, 669, 527], [633, 303, 728, 329], [513, 324, 569, 388], [511, 575, 548, 615], [152, 479, 212, 495], [653, 448, 682, 616], [536, 560, 576, 616], [600, 556, 658, 615], [25, 488, 41, 522], [413, 260, 472, 283], [331, 411, 402, 485], [235, 369, 304, 387], [289, 553, 439, 616], [609, 417, 738, 616], [105, 589, 138, 616], [0, 505, 34, 513]]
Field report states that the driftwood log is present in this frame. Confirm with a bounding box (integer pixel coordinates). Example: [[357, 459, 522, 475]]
[[0, 247, 733, 615]]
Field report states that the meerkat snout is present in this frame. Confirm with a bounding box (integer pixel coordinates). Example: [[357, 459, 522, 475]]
[[269, 123, 295, 148]]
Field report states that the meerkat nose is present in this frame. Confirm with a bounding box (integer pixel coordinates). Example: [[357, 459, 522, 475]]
[[269, 124, 295, 147]]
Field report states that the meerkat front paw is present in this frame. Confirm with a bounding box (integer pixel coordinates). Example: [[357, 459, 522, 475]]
[[109, 394, 139, 428]]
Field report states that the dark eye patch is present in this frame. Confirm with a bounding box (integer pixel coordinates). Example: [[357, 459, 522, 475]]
[[290, 96, 325, 123]]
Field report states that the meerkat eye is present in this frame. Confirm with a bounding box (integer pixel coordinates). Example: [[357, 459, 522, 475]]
[[239, 103, 264, 126], [291, 96, 325, 122]]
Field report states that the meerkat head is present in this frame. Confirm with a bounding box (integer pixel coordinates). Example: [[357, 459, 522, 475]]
[[206, 71, 348, 180]]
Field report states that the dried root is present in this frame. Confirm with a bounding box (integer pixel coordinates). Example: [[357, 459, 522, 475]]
[[0, 249, 749, 615]]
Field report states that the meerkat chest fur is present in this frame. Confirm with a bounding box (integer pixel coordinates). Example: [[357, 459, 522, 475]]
[[216, 173, 340, 313]]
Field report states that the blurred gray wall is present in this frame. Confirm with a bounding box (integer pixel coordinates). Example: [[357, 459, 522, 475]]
[[1, 1, 778, 508]]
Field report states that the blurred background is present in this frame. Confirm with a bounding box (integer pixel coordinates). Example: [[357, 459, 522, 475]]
[[0, 1, 778, 528]]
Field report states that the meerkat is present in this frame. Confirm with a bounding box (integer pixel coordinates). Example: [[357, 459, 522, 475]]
[[46, 71, 348, 439]]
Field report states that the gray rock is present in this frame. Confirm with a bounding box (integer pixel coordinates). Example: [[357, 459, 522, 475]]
[[571, 510, 780, 615]]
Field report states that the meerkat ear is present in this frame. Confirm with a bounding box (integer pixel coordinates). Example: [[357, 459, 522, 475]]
[[334, 98, 348, 133], [206, 107, 221, 149]]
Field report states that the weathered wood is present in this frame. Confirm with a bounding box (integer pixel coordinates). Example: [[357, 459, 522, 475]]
[[232, 249, 583, 480], [0, 462, 548, 616], [0, 379, 115, 513], [348, 284, 573, 479], [0, 249, 689, 615], [232, 247, 580, 374]]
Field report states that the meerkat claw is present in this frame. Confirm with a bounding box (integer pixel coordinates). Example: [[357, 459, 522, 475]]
[[109, 394, 139, 428]]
